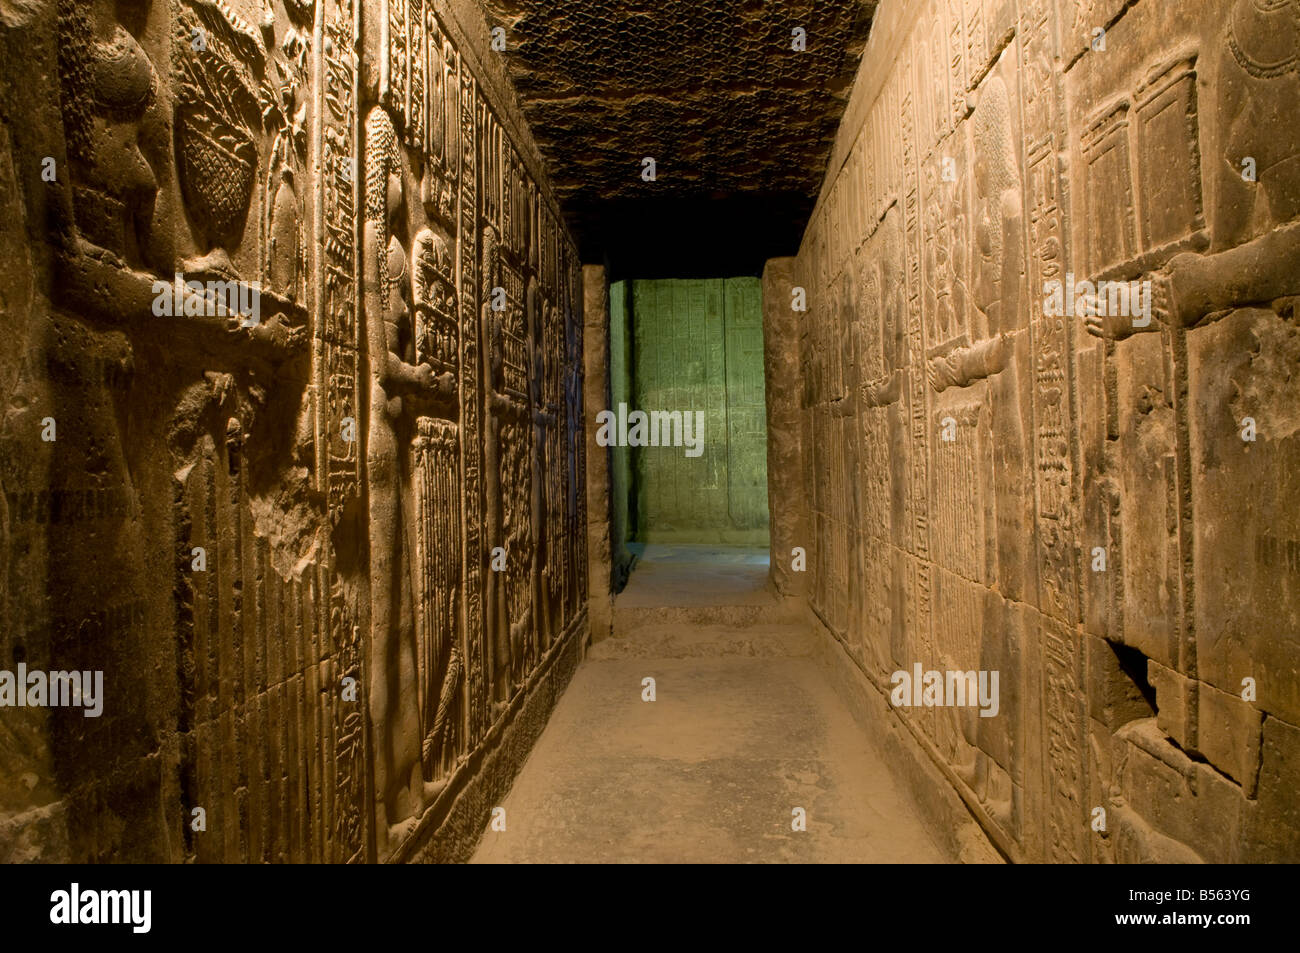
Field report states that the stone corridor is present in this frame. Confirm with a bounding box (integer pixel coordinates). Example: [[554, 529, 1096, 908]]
[[474, 547, 958, 863], [472, 624, 949, 864]]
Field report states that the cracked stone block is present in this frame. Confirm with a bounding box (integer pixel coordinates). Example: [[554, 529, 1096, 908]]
[[1148, 659, 1195, 752], [1196, 681, 1262, 794]]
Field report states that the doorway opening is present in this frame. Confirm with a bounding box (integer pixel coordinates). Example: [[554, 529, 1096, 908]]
[[607, 277, 770, 599]]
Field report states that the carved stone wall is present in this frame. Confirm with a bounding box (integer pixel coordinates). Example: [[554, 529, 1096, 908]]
[[0, 0, 585, 864], [796, 0, 1300, 862]]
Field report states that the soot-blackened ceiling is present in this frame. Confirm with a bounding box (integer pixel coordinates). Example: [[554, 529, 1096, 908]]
[[480, 0, 876, 278]]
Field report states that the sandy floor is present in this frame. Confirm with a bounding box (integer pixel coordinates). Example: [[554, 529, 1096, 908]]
[[471, 547, 948, 864]]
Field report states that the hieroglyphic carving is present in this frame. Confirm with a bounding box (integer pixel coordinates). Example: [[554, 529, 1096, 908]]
[[328, 567, 366, 862], [412, 416, 462, 778], [317, 0, 360, 527], [946, 0, 967, 126], [457, 65, 488, 744], [1021, 0, 1080, 628], [382, 0, 409, 132], [262, 24, 311, 303], [5, 0, 588, 868], [924, 1, 951, 149], [795, 0, 1300, 866], [562, 249, 586, 621], [540, 284, 566, 643], [901, 37, 938, 737], [1020, 0, 1088, 863], [1043, 619, 1085, 862], [314, 0, 364, 863], [901, 67, 933, 655], [1062, 0, 1130, 66], [901, 87, 927, 562], [172, 0, 266, 277], [408, 0, 426, 150], [964, 0, 989, 90], [418, 14, 458, 227]]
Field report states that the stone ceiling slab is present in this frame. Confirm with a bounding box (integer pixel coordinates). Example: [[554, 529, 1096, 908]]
[[479, 0, 877, 275]]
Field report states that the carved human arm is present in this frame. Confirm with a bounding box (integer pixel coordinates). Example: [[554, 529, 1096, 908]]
[[927, 334, 1010, 392], [385, 352, 435, 394], [1159, 222, 1300, 328], [362, 218, 399, 394], [1087, 221, 1300, 339]]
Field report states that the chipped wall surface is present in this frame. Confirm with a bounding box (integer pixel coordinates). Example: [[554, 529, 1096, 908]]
[[0, 0, 586, 863], [795, 0, 1300, 862], [632, 278, 768, 545]]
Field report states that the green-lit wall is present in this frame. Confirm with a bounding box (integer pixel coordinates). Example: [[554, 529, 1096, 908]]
[[630, 278, 768, 544]]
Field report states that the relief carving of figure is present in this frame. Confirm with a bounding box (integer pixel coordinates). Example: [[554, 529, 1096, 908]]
[[855, 210, 910, 671], [362, 105, 453, 844], [927, 75, 1023, 393], [56, 0, 162, 263], [927, 74, 1031, 599], [1088, 0, 1300, 339], [410, 211, 463, 782], [924, 75, 1028, 828]]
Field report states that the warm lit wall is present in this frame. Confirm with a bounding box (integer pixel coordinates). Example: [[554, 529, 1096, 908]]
[[0, 0, 587, 863], [794, 0, 1300, 862]]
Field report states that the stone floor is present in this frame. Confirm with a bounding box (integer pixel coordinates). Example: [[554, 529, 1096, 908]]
[[620, 543, 773, 607], [471, 548, 947, 863]]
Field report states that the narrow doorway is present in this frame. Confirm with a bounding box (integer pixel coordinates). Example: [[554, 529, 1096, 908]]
[[608, 277, 770, 597]]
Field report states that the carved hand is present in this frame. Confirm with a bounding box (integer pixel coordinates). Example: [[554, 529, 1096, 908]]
[[986, 332, 1011, 374], [1160, 253, 1205, 328], [433, 370, 456, 398], [412, 362, 435, 392], [1083, 281, 1165, 341], [927, 354, 960, 392], [865, 368, 903, 405]]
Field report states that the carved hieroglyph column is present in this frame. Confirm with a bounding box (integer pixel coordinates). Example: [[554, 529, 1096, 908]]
[[761, 257, 805, 597]]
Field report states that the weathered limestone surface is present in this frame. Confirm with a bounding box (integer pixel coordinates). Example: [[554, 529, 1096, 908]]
[[795, 0, 1300, 862], [761, 257, 805, 597], [583, 263, 612, 641], [0, 0, 586, 863]]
